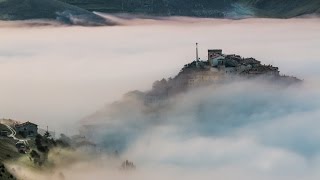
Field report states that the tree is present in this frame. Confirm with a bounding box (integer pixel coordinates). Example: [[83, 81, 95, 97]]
[[44, 131, 51, 138]]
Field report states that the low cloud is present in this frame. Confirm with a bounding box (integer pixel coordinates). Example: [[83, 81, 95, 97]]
[[11, 79, 320, 180], [79, 80, 320, 180], [0, 17, 319, 132]]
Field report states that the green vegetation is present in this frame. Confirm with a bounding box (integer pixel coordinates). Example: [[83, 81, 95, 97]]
[[0, 0, 318, 23], [0, 163, 16, 180], [59, 0, 233, 17], [238, 0, 320, 18], [0, 124, 20, 162], [0, 124, 19, 180], [0, 0, 110, 25], [0, 121, 73, 179], [59, 0, 320, 18], [0, 139, 19, 162]]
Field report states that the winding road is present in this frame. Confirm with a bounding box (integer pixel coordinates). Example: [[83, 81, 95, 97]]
[[4, 124, 29, 145]]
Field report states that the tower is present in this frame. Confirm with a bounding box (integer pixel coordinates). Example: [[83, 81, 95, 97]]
[[196, 43, 199, 61], [196, 43, 200, 68]]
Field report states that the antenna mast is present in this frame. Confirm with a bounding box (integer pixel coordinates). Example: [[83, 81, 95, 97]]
[[196, 43, 199, 61]]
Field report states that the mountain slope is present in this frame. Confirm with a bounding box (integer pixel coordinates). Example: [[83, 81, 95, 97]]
[[60, 0, 320, 18], [0, 124, 20, 180], [239, 0, 320, 18], [0, 0, 113, 25], [59, 0, 235, 17], [1, 0, 318, 24]]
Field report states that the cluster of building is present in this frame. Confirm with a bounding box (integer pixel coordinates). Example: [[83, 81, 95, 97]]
[[186, 48, 280, 86], [143, 45, 291, 106]]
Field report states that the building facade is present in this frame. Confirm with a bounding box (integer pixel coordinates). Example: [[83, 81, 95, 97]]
[[15, 121, 38, 138]]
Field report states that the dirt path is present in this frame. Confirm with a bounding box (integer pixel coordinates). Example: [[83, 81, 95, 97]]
[[4, 124, 29, 145]]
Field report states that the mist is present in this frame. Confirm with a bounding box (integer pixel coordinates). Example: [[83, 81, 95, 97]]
[[69, 79, 320, 180], [1, 17, 319, 133], [1, 16, 320, 179], [7, 79, 320, 180]]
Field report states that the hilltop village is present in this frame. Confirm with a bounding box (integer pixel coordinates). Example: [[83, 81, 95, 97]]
[[143, 46, 301, 106], [79, 46, 302, 155], [81, 46, 302, 135]]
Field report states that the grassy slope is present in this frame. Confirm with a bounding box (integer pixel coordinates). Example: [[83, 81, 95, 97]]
[[60, 0, 233, 15], [60, 0, 320, 18], [1, 0, 317, 20], [0, 0, 109, 25], [60, 0, 123, 12], [0, 122, 57, 180], [0, 124, 19, 180], [0, 139, 19, 162], [237, 0, 320, 18]]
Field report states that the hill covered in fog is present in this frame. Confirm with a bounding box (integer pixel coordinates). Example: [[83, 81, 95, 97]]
[[80, 50, 301, 153], [60, 0, 320, 19], [0, 0, 114, 25]]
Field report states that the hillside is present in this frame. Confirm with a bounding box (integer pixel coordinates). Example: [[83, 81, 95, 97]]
[[0, 0, 114, 25], [59, 0, 320, 18], [0, 125, 20, 162], [0, 121, 64, 179], [81, 49, 301, 127], [239, 0, 320, 18], [0, 124, 20, 180], [59, 0, 240, 18], [1, 0, 318, 25]]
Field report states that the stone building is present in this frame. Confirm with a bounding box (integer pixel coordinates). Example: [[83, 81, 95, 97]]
[[15, 121, 38, 138], [208, 49, 222, 59], [187, 71, 222, 87], [142, 46, 286, 108]]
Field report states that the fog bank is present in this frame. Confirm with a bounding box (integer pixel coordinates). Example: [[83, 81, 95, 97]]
[[0, 17, 319, 133], [1, 16, 320, 180], [8, 79, 320, 180]]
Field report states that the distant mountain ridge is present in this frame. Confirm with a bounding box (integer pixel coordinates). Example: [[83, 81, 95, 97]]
[[60, 0, 320, 18], [239, 0, 320, 18], [0, 0, 318, 26], [0, 0, 114, 25]]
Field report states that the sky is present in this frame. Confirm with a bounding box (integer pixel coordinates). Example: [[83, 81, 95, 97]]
[[1, 16, 320, 180]]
